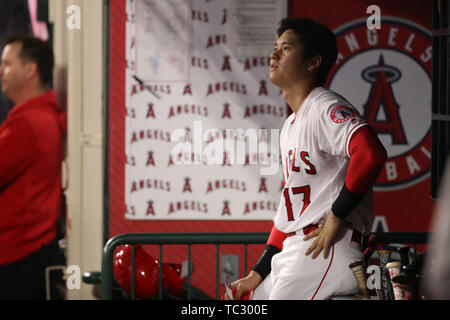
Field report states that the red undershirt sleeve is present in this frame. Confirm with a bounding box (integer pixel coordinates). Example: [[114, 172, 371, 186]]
[[332, 126, 387, 218], [266, 224, 287, 250], [346, 126, 387, 194]]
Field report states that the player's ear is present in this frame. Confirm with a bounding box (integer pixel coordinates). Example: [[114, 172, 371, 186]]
[[307, 54, 322, 72]]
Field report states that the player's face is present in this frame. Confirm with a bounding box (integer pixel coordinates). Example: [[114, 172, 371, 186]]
[[0, 43, 29, 102], [270, 30, 312, 88]]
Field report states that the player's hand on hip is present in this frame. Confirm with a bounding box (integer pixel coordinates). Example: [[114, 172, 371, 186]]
[[304, 210, 343, 259], [230, 270, 262, 299]]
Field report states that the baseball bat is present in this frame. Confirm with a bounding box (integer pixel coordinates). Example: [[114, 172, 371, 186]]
[[377, 249, 394, 300], [386, 261, 408, 300], [349, 261, 370, 299]]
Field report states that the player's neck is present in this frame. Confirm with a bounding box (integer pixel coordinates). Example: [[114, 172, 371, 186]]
[[282, 82, 317, 114]]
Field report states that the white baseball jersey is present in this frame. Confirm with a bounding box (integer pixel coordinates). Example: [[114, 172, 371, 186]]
[[274, 87, 373, 235]]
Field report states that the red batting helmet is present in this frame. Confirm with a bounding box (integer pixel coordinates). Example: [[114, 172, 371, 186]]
[[113, 244, 185, 299]]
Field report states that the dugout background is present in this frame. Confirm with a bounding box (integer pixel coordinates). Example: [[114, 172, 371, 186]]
[[106, 0, 438, 299]]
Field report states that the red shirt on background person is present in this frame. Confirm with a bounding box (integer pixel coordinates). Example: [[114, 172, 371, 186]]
[[0, 89, 65, 264], [0, 35, 66, 299]]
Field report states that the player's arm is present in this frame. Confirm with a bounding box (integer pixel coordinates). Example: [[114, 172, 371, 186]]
[[305, 126, 387, 258], [252, 225, 286, 278], [331, 125, 387, 218], [231, 225, 286, 298]]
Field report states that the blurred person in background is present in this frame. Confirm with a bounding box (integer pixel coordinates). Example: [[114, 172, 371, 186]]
[[0, 35, 66, 299], [423, 159, 450, 299]]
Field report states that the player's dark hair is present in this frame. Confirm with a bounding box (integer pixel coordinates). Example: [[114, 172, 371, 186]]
[[277, 17, 338, 86], [2, 35, 54, 86]]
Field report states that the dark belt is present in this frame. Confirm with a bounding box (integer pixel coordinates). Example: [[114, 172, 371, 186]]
[[286, 224, 361, 245]]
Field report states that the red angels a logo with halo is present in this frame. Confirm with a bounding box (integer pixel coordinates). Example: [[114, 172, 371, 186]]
[[326, 17, 432, 191], [330, 105, 357, 123]]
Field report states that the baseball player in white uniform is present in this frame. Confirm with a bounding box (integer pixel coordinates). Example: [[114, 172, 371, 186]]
[[230, 18, 387, 300]]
